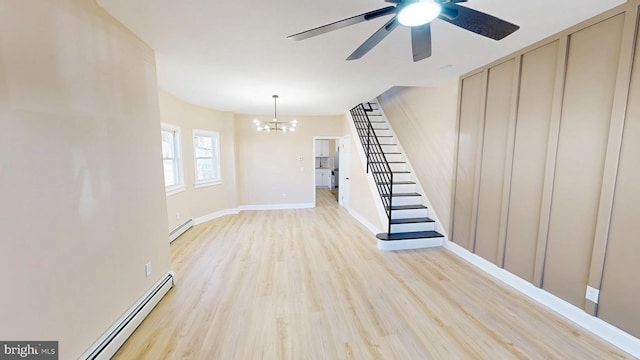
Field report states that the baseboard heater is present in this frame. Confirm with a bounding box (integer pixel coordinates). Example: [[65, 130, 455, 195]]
[[169, 219, 193, 243], [82, 272, 175, 360]]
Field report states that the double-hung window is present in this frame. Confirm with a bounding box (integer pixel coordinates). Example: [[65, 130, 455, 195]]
[[193, 130, 221, 187], [161, 123, 184, 195]]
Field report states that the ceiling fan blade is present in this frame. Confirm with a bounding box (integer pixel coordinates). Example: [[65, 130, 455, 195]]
[[438, 4, 519, 40], [411, 24, 432, 62], [288, 6, 396, 41], [347, 17, 399, 60]]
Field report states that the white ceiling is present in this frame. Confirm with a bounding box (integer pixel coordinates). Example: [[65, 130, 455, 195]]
[[96, 0, 624, 116]]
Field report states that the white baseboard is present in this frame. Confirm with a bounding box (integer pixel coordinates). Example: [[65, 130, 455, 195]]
[[81, 271, 176, 360], [194, 208, 240, 225], [378, 237, 444, 251], [347, 208, 383, 235], [238, 203, 314, 211], [443, 240, 640, 359]]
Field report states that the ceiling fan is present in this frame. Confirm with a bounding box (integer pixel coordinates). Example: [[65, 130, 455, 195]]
[[287, 0, 520, 62]]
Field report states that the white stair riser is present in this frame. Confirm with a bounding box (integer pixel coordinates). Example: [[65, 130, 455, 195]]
[[370, 122, 387, 129], [391, 222, 436, 233], [373, 163, 406, 172], [378, 237, 443, 251], [380, 144, 398, 153], [374, 129, 391, 137], [380, 153, 403, 162], [392, 173, 412, 182], [391, 196, 422, 206], [391, 208, 429, 219], [377, 137, 395, 145], [389, 163, 406, 172], [392, 183, 416, 193]]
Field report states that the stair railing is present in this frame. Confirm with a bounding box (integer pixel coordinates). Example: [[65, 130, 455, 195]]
[[350, 103, 393, 234]]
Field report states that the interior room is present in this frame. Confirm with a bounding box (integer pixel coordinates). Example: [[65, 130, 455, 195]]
[[2, 0, 640, 359]]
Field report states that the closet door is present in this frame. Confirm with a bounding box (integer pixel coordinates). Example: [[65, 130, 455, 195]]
[[452, 73, 485, 251], [542, 14, 625, 307], [503, 42, 559, 282], [474, 59, 515, 264]]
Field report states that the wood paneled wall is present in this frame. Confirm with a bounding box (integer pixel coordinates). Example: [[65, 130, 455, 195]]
[[452, 1, 640, 338]]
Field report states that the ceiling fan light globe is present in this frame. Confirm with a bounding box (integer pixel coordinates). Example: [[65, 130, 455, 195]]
[[397, 0, 441, 27]]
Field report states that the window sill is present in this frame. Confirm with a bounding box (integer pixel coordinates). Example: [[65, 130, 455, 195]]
[[165, 184, 186, 197], [194, 180, 222, 189]]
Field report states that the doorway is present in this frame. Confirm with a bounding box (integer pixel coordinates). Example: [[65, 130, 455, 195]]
[[313, 136, 348, 207]]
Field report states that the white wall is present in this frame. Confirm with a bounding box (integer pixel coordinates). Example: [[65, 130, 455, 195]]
[[378, 82, 459, 233], [235, 114, 344, 206], [158, 90, 238, 230], [0, 1, 171, 358]]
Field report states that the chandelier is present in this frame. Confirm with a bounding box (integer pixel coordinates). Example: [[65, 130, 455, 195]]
[[253, 95, 298, 132]]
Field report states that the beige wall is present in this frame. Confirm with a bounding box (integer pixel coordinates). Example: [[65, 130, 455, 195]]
[[0, 0, 171, 358], [343, 120, 386, 231], [235, 114, 344, 206], [453, 1, 640, 337], [158, 90, 238, 231], [377, 81, 459, 234]]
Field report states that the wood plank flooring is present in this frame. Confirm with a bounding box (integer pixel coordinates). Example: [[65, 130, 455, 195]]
[[113, 189, 633, 359]]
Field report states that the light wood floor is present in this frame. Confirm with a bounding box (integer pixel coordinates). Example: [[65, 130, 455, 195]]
[[114, 189, 633, 359]]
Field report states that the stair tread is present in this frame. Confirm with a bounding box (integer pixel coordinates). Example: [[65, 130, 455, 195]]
[[376, 231, 443, 241], [371, 161, 405, 164], [378, 181, 416, 185], [382, 192, 422, 197], [373, 170, 410, 174], [390, 217, 434, 224], [387, 204, 428, 210]]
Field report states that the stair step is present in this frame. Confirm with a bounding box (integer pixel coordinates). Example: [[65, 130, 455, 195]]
[[387, 204, 427, 211], [382, 192, 422, 197], [378, 181, 415, 185], [373, 170, 410, 174], [376, 231, 443, 241], [390, 217, 434, 224]]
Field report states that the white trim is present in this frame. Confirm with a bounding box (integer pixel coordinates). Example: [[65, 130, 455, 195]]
[[443, 240, 640, 359], [347, 208, 383, 235], [192, 129, 222, 186], [378, 237, 444, 251], [193, 208, 240, 225], [81, 271, 176, 360], [161, 123, 184, 192], [194, 179, 222, 189], [239, 203, 315, 211]]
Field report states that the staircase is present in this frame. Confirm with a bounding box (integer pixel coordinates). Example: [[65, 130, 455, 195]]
[[350, 101, 444, 251]]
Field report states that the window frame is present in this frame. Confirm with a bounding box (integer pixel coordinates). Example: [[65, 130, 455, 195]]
[[161, 123, 185, 196], [192, 129, 222, 188]]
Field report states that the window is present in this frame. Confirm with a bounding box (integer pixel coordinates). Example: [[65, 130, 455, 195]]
[[161, 123, 184, 195], [193, 130, 221, 187]]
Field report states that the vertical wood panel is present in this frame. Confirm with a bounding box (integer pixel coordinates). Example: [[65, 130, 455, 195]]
[[598, 11, 640, 338], [452, 73, 485, 251], [474, 60, 515, 264], [503, 42, 559, 282], [542, 14, 625, 307], [533, 36, 569, 287], [586, 4, 640, 315]]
